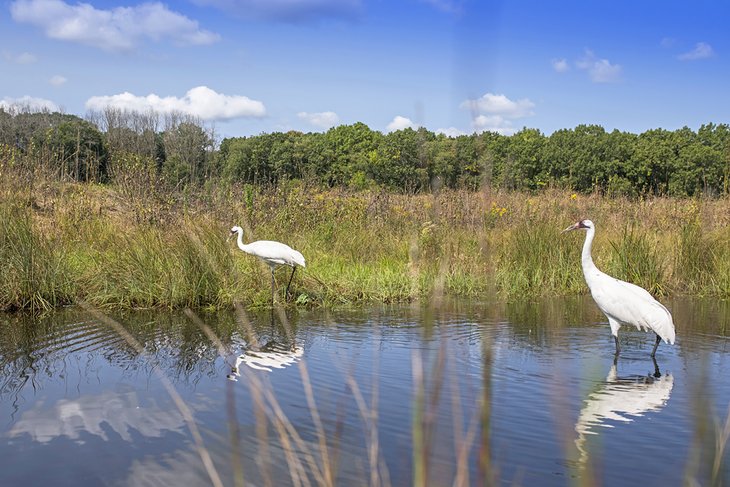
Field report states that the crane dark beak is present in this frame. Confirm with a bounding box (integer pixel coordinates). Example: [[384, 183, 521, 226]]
[[227, 230, 235, 241], [562, 222, 580, 233]]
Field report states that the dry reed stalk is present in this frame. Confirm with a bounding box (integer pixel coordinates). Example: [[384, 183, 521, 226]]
[[412, 349, 426, 487], [299, 362, 335, 487], [233, 303, 274, 487], [184, 308, 245, 487], [77, 302, 224, 487], [712, 404, 730, 484], [345, 369, 390, 487], [449, 340, 483, 487]]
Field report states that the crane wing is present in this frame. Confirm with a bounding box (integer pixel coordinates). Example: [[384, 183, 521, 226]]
[[247, 241, 306, 267], [591, 274, 675, 344]]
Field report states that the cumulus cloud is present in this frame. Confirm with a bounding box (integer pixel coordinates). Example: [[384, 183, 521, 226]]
[[85, 86, 266, 121], [472, 115, 518, 135], [191, 0, 362, 22], [10, 0, 220, 51], [460, 93, 535, 119], [297, 111, 339, 129], [576, 49, 622, 83], [678, 42, 714, 61], [2, 50, 37, 64], [436, 127, 466, 137], [552, 58, 569, 73], [49, 75, 67, 86], [459, 93, 534, 135], [0, 95, 60, 112], [386, 115, 417, 132]]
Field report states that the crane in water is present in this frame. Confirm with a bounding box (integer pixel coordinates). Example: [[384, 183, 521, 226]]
[[229, 225, 305, 305], [563, 219, 675, 357]]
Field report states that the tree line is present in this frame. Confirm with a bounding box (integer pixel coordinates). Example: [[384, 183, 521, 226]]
[[1, 105, 728, 196]]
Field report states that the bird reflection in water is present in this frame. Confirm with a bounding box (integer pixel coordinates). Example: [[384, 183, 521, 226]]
[[226, 342, 303, 379], [574, 358, 673, 467], [225, 311, 303, 379]]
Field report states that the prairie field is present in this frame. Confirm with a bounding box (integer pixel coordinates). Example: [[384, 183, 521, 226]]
[[2, 172, 728, 312]]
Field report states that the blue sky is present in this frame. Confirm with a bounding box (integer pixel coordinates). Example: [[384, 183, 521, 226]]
[[1, 0, 727, 139]]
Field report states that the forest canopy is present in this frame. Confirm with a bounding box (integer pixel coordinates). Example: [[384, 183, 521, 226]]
[[1, 106, 728, 197]]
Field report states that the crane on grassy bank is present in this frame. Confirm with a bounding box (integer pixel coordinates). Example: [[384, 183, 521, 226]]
[[229, 225, 305, 305]]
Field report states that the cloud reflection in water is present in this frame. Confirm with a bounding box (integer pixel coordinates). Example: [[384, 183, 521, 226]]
[[7, 385, 192, 444]]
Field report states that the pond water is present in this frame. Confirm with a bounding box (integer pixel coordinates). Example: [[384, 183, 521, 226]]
[[0, 297, 729, 486]]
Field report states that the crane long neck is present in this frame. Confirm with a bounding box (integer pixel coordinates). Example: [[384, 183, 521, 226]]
[[236, 231, 250, 253], [581, 227, 598, 274]]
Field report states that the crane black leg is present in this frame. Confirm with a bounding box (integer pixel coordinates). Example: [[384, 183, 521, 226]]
[[614, 335, 621, 356], [651, 355, 661, 378], [285, 266, 296, 301], [650, 334, 661, 358], [271, 269, 276, 306]]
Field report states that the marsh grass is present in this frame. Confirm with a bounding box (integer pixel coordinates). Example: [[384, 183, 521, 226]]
[[1, 176, 729, 311], [607, 224, 668, 295], [0, 200, 75, 311], [496, 220, 584, 296], [675, 221, 730, 296], [83, 219, 239, 309]]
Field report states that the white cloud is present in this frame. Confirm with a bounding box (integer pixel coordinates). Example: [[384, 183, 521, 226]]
[[660, 37, 676, 48], [49, 74, 67, 86], [459, 93, 534, 135], [191, 0, 362, 22], [678, 42, 714, 61], [552, 58, 569, 73], [2, 50, 37, 64], [0, 95, 60, 112], [436, 127, 466, 137], [386, 115, 417, 132], [576, 49, 622, 83], [85, 86, 266, 121], [472, 114, 517, 135], [10, 0, 220, 51], [460, 93, 535, 119], [297, 111, 339, 129]]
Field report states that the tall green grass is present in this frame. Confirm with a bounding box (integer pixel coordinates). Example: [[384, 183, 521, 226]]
[[0, 201, 75, 311], [607, 224, 668, 295], [1, 180, 729, 312], [674, 219, 730, 296], [496, 220, 585, 296]]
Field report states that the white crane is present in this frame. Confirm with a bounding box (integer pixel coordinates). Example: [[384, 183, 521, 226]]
[[563, 219, 675, 357], [229, 225, 306, 304]]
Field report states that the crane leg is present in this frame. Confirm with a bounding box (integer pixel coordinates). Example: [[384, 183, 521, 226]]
[[285, 266, 296, 301], [614, 335, 621, 356], [651, 355, 661, 378], [271, 268, 276, 306], [650, 333, 661, 358]]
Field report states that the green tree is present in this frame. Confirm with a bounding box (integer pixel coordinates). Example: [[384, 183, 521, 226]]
[[501, 128, 545, 190], [321, 123, 382, 187], [41, 117, 108, 181], [162, 121, 213, 186]]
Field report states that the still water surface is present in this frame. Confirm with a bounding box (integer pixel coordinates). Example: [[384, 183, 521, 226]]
[[0, 297, 729, 486]]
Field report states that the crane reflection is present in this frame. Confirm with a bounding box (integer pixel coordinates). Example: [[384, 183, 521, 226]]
[[574, 358, 673, 467]]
